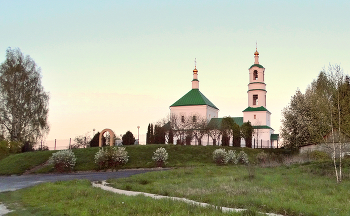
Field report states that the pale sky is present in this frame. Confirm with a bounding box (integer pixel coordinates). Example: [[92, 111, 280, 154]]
[[1, 1, 349, 149]]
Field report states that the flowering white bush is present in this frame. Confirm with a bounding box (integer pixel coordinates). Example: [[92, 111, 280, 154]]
[[237, 150, 249, 164], [152, 147, 168, 167], [213, 148, 228, 165], [94, 146, 129, 170], [256, 151, 269, 163], [49, 150, 77, 172], [227, 150, 238, 164]]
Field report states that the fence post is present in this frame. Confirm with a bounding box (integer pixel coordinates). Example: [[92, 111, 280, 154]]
[[54, 139, 56, 150], [261, 139, 262, 148], [253, 139, 255, 148]]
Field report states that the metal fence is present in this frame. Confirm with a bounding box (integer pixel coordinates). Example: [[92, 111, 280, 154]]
[[253, 139, 279, 149]]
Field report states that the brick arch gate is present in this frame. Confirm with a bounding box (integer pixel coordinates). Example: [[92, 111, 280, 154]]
[[99, 128, 115, 147]]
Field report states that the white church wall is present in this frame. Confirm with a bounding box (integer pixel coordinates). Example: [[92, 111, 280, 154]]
[[243, 111, 268, 127], [170, 105, 218, 121]]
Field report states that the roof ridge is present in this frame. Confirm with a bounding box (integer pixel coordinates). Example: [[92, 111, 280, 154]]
[[170, 89, 218, 109]]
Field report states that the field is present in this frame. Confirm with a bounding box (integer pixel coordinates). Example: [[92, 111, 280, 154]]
[[0, 145, 349, 215]]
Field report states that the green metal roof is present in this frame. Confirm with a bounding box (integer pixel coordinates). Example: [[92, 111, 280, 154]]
[[207, 117, 244, 129], [170, 89, 219, 109], [242, 106, 271, 113], [249, 64, 264, 69], [271, 134, 279, 140], [253, 125, 273, 129]]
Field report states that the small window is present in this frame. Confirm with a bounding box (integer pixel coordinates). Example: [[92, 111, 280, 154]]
[[193, 116, 197, 122], [181, 116, 185, 123], [253, 95, 258, 105], [254, 115, 256, 119], [253, 70, 258, 80]]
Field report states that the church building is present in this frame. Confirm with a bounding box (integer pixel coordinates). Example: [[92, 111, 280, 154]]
[[169, 49, 279, 147]]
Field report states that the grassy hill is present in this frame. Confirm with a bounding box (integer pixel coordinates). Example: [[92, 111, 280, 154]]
[[0, 144, 290, 175]]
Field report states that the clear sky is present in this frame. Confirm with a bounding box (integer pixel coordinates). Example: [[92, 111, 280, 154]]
[[1, 1, 349, 149]]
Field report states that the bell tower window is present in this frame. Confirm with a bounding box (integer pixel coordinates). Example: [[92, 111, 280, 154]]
[[193, 115, 197, 123], [253, 95, 258, 105], [253, 70, 258, 80]]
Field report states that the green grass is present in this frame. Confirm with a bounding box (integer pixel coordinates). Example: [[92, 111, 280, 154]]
[[107, 164, 350, 216], [0, 151, 57, 175], [0, 179, 247, 216], [1, 145, 288, 175]]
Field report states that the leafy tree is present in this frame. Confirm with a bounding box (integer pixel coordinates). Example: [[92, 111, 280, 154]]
[[280, 64, 350, 182], [122, 131, 135, 145], [220, 117, 240, 146], [232, 123, 241, 147], [0, 48, 49, 143], [241, 121, 253, 148]]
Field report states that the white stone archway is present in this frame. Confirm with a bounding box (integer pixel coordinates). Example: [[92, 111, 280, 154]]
[[99, 128, 115, 147]]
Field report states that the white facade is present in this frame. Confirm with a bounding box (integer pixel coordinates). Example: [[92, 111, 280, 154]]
[[170, 105, 218, 122]]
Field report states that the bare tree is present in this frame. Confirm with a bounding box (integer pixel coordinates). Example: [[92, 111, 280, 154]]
[[0, 48, 49, 143], [71, 132, 91, 149], [191, 115, 208, 145]]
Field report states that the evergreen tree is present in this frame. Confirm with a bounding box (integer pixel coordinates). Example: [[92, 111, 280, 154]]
[[122, 131, 135, 145], [146, 124, 151, 144], [241, 121, 253, 148], [90, 132, 106, 147], [150, 123, 154, 144]]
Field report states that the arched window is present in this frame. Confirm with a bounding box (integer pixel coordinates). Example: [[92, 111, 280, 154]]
[[253, 70, 258, 80], [253, 95, 258, 105], [181, 116, 185, 123], [193, 115, 197, 122]]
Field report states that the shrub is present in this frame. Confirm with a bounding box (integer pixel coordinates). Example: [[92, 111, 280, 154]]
[[227, 150, 238, 164], [152, 147, 168, 167], [213, 148, 228, 165], [237, 150, 249, 164], [94, 146, 129, 171], [256, 151, 269, 163], [309, 150, 330, 161], [49, 150, 76, 172]]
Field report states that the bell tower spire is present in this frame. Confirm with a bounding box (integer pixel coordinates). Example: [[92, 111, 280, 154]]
[[254, 42, 259, 64], [192, 58, 199, 89]]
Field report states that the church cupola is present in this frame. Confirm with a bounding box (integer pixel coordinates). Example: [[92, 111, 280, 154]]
[[192, 58, 199, 89], [254, 48, 259, 64]]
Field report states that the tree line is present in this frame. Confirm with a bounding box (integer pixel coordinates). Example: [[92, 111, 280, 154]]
[[146, 115, 253, 146], [281, 64, 350, 182]]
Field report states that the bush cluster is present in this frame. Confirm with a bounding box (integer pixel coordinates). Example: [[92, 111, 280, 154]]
[[49, 150, 76, 172], [237, 151, 249, 164], [213, 149, 247, 165], [152, 147, 168, 167], [94, 146, 129, 171], [256, 151, 269, 163]]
